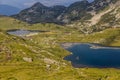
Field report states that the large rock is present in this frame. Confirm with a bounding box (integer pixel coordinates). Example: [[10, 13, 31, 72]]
[[23, 57, 33, 62]]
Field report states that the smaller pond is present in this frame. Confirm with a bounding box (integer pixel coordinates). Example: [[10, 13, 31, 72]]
[[62, 43, 120, 68], [7, 29, 47, 37]]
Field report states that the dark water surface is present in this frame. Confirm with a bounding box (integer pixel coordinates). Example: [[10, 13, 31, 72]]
[[63, 43, 120, 68]]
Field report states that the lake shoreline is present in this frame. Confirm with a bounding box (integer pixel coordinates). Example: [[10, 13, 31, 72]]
[[62, 42, 120, 68], [7, 29, 49, 37], [61, 42, 120, 50]]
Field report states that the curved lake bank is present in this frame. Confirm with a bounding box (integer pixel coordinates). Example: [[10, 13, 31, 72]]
[[62, 43, 120, 68], [7, 29, 49, 37]]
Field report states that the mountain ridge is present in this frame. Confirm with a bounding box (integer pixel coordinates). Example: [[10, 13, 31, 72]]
[[12, 2, 66, 24], [12, 0, 119, 24], [12, 0, 120, 34]]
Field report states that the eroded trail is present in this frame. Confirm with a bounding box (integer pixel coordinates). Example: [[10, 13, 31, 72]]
[[89, 5, 115, 25]]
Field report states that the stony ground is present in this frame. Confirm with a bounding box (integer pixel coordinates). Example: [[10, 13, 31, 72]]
[[0, 17, 120, 80]]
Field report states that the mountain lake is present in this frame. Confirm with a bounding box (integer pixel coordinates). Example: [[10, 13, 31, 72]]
[[62, 43, 120, 68]]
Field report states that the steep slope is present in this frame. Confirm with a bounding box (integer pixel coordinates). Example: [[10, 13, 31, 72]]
[[13, 1, 91, 24], [58, 0, 111, 23], [68, 0, 120, 33], [12, 0, 117, 24], [11, 0, 120, 33], [0, 5, 20, 16], [58, 0, 90, 23], [12, 2, 66, 24], [96, 1, 120, 28]]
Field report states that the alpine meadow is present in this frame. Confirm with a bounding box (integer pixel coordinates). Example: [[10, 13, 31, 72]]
[[0, 0, 120, 80]]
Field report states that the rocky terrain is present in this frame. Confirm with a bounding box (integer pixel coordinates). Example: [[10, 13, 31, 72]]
[[67, 0, 120, 34], [12, 0, 118, 24], [12, 2, 66, 24], [0, 0, 120, 79], [1, 15, 120, 80], [12, 0, 120, 34]]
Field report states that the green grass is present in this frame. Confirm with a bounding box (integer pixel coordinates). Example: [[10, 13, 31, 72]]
[[0, 16, 120, 80]]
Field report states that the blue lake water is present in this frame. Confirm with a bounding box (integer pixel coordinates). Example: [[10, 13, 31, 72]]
[[63, 43, 120, 68]]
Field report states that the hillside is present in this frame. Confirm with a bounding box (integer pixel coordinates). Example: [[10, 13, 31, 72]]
[[12, 0, 119, 25], [12, 2, 66, 24], [1, 0, 120, 79], [0, 14, 120, 79], [68, 0, 120, 34]]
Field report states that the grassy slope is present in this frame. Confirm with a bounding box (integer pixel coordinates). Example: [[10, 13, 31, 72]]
[[0, 17, 120, 80]]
